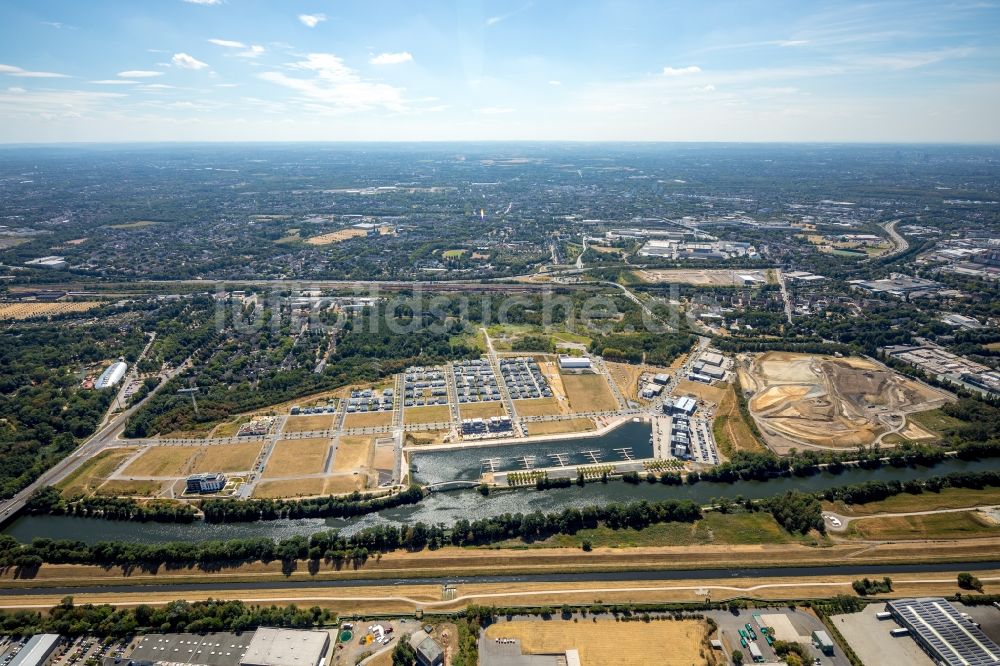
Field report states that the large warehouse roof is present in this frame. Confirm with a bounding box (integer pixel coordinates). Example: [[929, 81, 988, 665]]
[[9, 634, 61, 666], [887, 598, 1000, 666], [240, 628, 329, 666]]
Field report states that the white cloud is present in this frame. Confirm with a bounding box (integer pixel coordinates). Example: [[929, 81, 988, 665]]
[[486, 3, 533, 27], [209, 39, 265, 58], [477, 106, 515, 115], [7, 87, 25, 93], [258, 52, 407, 113], [662, 65, 702, 77], [778, 40, 810, 47], [208, 38, 246, 48], [92, 79, 138, 85], [369, 52, 413, 65], [700, 84, 716, 92], [171, 53, 209, 70], [0, 63, 69, 78], [548, 80, 562, 86], [298, 13, 326, 28], [117, 70, 162, 78]]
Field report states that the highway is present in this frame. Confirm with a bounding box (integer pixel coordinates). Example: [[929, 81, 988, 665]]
[[0, 359, 192, 526]]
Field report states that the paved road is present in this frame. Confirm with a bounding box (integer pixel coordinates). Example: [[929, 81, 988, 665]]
[[824, 505, 998, 533], [0, 359, 192, 524]]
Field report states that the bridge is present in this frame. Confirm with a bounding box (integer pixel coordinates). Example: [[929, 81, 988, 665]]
[[425, 481, 482, 492]]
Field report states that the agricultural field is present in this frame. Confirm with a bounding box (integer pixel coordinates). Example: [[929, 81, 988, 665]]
[[483, 619, 715, 666], [459, 401, 506, 419], [263, 438, 331, 477], [188, 442, 263, 474], [306, 228, 368, 245], [332, 436, 373, 472], [739, 352, 952, 452], [404, 405, 451, 425], [57, 448, 138, 497], [0, 301, 101, 320], [343, 411, 393, 429], [283, 414, 334, 433], [633, 268, 772, 286], [108, 220, 158, 229], [561, 373, 618, 412], [526, 418, 595, 436]]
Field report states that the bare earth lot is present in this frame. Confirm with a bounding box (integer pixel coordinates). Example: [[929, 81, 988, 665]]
[[189, 442, 263, 473], [263, 438, 331, 477], [283, 414, 334, 433], [404, 405, 451, 425], [513, 397, 563, 417], [343, 411, 393, 429], [740, 351, 951, 452], [332, 436, 373, 473], [526, 418, 595, 436], [484, 619, 714, 666], [634, 268, 772, 286], [561, 372, 618, 412], [459, 401, 506, 419], [122, 446, 198, 477]]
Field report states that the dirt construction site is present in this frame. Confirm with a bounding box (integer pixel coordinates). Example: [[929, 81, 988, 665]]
[[738, 352, 953, 452]]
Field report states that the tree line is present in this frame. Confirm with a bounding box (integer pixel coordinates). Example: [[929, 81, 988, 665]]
[[0, 596, 331, 638]]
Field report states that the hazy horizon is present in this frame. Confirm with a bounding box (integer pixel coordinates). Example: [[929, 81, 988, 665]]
[[1, 0, 999, 144]]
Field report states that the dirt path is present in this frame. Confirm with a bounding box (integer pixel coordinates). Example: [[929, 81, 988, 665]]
[[824, 505, 999, 533]]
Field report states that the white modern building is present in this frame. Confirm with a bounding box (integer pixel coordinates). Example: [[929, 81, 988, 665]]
[[241, 628, 330, 666], [95, 361, 128, 389], [558, 356, 592, 370], [9, 635, 61, 666]]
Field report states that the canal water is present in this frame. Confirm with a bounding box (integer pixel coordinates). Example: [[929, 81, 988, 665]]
[[411, 420, 653, 483], [6, 455, 999, 545]]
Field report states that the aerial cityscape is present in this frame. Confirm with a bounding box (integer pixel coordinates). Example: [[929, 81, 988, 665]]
[[2, 1, 1000, 665]]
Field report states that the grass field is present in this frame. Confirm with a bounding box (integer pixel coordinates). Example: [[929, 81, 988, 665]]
[[561, 373, 618, 412], [0, 302, 101, 320], [513, 397, 562, 417], [95, 479, 162, 496], [526, 418, 595, 436], [403, 429, 449, 446], [263, 438, 331, 477], [58, 448, 139, 497], [826, 486, 1000, 516], [332, 436, 373, 472], [711, 384, 765, 457], [527, 511, 808, 549], [484, 619, 713, 666], [907, 408, 964, 435], [254, 478, 325, 499], [122, 446, 197, 477], [283, 414, 334, 433], [986, 342, 1000, 352], [404, 405, 451, 425], [211, 417, 249, 438], [675, 379, 728, 404], [459, 402, 505, 419], [324, 474, 366, 494], [344, 411, 393, 429], [442, 249, 466, 258], [847, 511, 999, 541], [189, 442, 263, 474], [306, 228, 367, 245]]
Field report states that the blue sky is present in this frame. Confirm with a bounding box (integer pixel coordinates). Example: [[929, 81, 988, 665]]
[[0, 0, 998, 142]]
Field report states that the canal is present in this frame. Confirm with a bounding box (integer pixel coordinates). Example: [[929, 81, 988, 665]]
[[6, 454, 998, 545]]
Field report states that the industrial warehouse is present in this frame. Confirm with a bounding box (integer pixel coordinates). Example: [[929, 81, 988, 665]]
[[885, 598, 1000, 666], [124, 628, 330, 666]]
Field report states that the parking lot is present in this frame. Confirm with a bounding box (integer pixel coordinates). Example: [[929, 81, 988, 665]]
[[708, 607, 851, 666]]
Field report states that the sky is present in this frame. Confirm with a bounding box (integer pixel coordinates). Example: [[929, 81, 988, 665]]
[[0, 0, 999, 143]]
